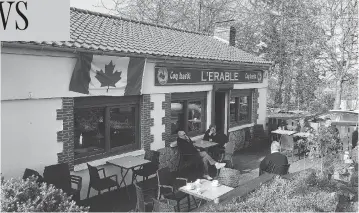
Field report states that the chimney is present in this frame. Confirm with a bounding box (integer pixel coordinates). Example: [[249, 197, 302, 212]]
[[213, 25, 236, 46], [229, 26, 236, 46]]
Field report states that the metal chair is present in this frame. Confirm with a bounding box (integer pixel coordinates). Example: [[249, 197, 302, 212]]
[[132, 150, 160, 184], [152, 198, 178, 212], [157, 167, 191, 212], [134, 182, 154, 212], [220, 141, 235, 169], [23, 168, 44, 183], [86, 163, 120, 199], [43, 163, 82, 202], [216, 167, 242, 188]]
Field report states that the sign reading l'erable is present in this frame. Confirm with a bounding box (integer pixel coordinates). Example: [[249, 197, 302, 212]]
[[155, 67, 264, 86]]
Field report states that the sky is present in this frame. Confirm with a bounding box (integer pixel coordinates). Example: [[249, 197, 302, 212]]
[[70, 0, 112, 13]]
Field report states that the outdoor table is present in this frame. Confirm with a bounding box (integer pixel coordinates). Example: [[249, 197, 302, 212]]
[[271, 129, 297, 153], [106, 155, 151, 199], [179, 179, 234, 208], [194, 140, 219, 151]]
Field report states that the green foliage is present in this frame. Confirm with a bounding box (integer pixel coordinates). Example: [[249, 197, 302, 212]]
[[201, 170, 340, 212], [351, 146, 358, 164], [307, 125, 342, 159], [1, 176, 89, 212]]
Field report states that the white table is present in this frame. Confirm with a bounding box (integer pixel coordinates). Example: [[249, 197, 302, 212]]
[[271, 129, 297, 153], [179, 179, 234, 207], [107, 155, 151, 199], [194, 140, 219, 150]]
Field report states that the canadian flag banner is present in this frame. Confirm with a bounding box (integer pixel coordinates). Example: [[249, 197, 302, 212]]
[[69, 53, 145, 96]]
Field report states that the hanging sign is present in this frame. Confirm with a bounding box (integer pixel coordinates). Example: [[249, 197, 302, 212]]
[[155, 67, 263, 86]]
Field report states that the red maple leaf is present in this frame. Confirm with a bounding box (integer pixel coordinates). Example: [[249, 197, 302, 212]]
[[95, 61, 122, 88]]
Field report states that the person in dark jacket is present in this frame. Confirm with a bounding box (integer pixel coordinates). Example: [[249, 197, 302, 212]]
[[259, 141, 288, 176], [177, 130, 226, 180], [203, 124, 217, 141], [203, 124, 228, 160]]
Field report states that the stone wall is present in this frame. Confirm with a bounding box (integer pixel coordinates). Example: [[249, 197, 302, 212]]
[[158, 147, 180, 172], [141, 94, 154, 150], [229, 127, 252, 151], [56, 97, 75, 170]]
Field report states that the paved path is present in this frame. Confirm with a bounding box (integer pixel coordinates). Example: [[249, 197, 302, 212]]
[[232, 148, 321, 180]]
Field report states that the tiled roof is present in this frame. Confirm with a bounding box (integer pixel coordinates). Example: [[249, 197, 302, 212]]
[[8, 7, 272, 65]]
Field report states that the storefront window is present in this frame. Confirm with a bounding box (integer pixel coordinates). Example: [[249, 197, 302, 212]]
[[230, 90, 252, 127], [171, 101, 184, 134], [109, 107, 136, 149], [74, 107, 106, 156], [74, 96, 139, 164], [170, 92, 207, 138], [188, 101, 203, 132]]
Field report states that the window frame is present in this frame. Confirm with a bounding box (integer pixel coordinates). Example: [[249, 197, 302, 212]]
[[169, 92, 207, 141], [229, 89, 253, 128], [73, 96, 140, 164]]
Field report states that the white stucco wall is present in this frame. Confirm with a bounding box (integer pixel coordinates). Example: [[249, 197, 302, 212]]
[[1, 48, 269, 178], [257, 88, 268, 127], [1, 99, 63, 179], [1, 48, 135, 100]]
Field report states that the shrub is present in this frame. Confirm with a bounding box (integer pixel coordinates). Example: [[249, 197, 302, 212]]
[[201, 170, 340, 212], [1, 176, 89, 212], [351, 146, 358, 164]]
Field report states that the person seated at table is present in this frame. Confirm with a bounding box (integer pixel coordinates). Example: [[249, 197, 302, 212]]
[[203, 124, 228, 160], [177, 130, 226, 180], [259, 141, 288, 176], [203, 124, 217, 141]]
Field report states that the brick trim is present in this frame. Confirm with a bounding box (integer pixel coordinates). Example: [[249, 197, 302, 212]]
[[141, 95, 154, 150], [162, 93, 171, 147], [252, 89, 259, 124], [56, 97, 75, 170]]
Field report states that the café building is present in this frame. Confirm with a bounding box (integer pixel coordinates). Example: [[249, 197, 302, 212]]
[[1, 8, 272, 183]]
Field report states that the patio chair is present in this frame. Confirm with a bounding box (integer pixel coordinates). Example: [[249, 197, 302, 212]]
[[43, 163, 82, 202], [220, 141, 235, 169], [152, 198, 178, 212], [132, 150, 160, 184], [216, 167, 242, 188], [134, 182, 154, 212], [23, 168, 44, 183], [157, 167, 191, 212], [86, 163, 120, 199]]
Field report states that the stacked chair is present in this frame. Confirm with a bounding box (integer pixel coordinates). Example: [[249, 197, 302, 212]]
[[86, 163, 120, 199], [132, 150, 160, 184], [157, 167, 192, 212], [43, 163, 82, 202]]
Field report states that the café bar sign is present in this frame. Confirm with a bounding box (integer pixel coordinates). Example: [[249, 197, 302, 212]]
[[155, 67, 263, 86]]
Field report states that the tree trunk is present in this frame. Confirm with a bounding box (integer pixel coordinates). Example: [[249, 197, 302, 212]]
[[275, 64, 285, 106], [333, 78, 343, 110]]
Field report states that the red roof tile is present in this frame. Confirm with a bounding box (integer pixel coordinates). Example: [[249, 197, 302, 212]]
[[7, 7, 271, 65]]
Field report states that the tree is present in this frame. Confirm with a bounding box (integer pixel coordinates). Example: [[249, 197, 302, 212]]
[[97, 0, 238, 32], [234, 0, 324, 110], [315, 0, 358, 109]]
